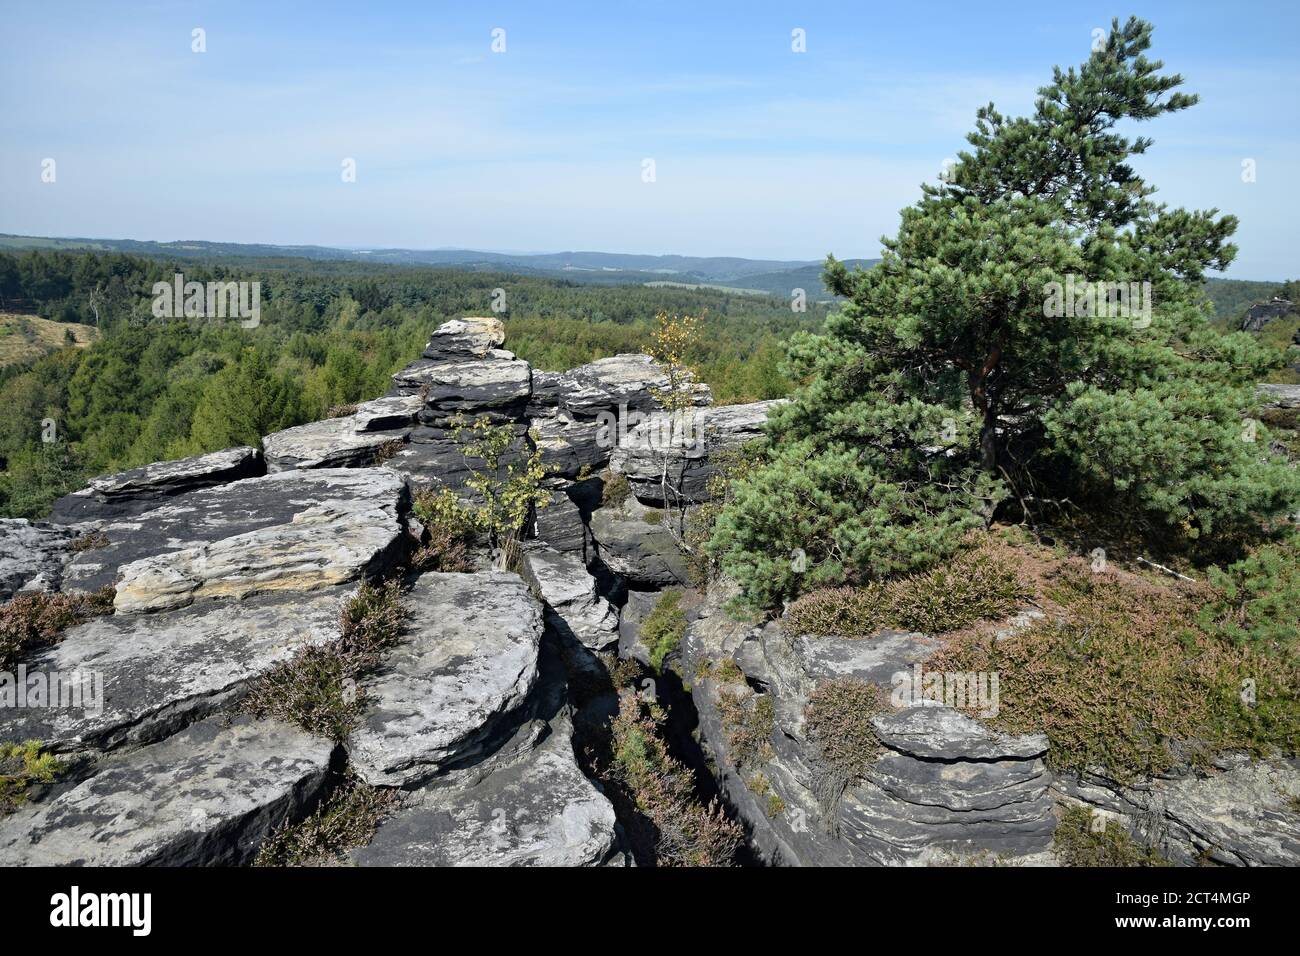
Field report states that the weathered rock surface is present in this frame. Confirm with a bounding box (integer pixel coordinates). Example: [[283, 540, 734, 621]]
[[528, 353, 711, 419], [1258, 383, 1300, 408], [391, 356, 531, 423], [531, 415, 609, 479], [1056, 758, 1300, 866], [262, 416, 409, 472], [382, 426, 531, 495], [532, 486, 590, 556], [0, 588, 350, 752], [61, 467, 408, 596], [112, 470, 408, 614], [421, 316, 506, 361], [0, 519, 75, 600], [352, 710, 619, 867], [678, 584, 1055, 866], [0, 716, 333, 866], [348, 571, 544, 786], [520, 546, 618, 651], [612, 400, 782, 504], [588, 495, 689, 587], [48, 446, 264, 523], [352, 394, 425, 432]]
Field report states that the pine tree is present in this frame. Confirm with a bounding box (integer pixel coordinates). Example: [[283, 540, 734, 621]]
[[711, 17, 1299, 609]]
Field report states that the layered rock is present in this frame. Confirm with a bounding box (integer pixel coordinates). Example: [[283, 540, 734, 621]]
[[679, 585, 1055, 866], [1055, 757, 1300, 867], [56, 467, 408, 599], [588, 494, 689, 587], [262, 417, 410, 472], [520, 546, 619, 651], [0, 587, 350, 752], [347, 571, 544, 787], [421, 316, 507, 361], [48, 446, 263, 523], [0, 716, 334, 866], [611, 399, 783, 504]]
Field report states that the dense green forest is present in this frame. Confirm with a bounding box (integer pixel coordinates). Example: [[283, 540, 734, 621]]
[[0, 250, 828, 518]]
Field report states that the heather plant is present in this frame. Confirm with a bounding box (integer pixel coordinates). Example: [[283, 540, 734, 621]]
[[710, 17, 1299, 609], [242, 579, 407, 740], [254, 775, 398, 866], [642, 590, 686, 671], [0, 587, 114, 671]]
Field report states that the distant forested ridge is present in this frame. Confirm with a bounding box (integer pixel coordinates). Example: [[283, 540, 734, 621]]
[[0, 249, 828, 518]]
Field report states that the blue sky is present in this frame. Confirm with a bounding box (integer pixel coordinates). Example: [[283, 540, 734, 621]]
[[1, 1, 1296, 278]]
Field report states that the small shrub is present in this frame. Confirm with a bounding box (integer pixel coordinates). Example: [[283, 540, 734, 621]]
[[1198, 534, 1300, 653], [0, 588, 115, 671], [936, 568, 1300, 780], [642, 591, 686, 671], [607, 694, 742, 866], [766, 793, 787, 818], [411, 486, 476, 572], [70, 531, 109, 553], [0, 740, 62, 816], [254, 775, 398, 866], [600, 471, 630, 508], [804, 677, 884, 782], [1053, 805, 1168, 867], [717, 690, 774, 770], [784, 540, 1029, 637], [372, 438, 405, 465], [327, 403, 359, 418], [641, 508, 663, 526], [242, 580, 407, 740]]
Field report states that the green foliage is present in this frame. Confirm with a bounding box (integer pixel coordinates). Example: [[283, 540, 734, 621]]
[[253, 775, 398, 867], [606, 694, 742, 866], [449, 414, 550, 549], [242, 579, 407, 740], [410, 486, 477, 572], [710, 17, 1300, 609], [785, 540, 1029, 636], [1199, 534, 1300, 653], [1053, 804, 1168, 867], [0, 587, 114, 671], [0, 740, 63, 816], [642, 590, 687, 671]]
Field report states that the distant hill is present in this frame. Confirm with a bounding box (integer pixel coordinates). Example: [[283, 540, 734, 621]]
[[0, 233, 841, 289], [0, 312, 99, 368]]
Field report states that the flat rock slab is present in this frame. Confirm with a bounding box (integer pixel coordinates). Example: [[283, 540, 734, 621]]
[[873, 705, 1048, 762], [353, 394, 425, 432], [390, 356, 531, 412], [49, 446, 263, 523], [351, 718, 617, 867], [0, 519, 75, 600], [348, 571, 544, 786], [0, 588, 350, 752], [56, 468, 407, 603], [0, 716, 334, 866], [263, 417, 409, 472]]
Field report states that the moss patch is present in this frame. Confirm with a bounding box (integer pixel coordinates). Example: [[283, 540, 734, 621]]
[[0, 740, 62, 816]]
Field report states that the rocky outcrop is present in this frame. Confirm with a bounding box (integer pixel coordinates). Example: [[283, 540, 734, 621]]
[[111, 469, 409, 613], [421, 316, 507, 361], [1055, 757, 1300, 866], [0, 588, 350, 753], [611, 400, 783, 504], [263, 418, 409, 472], [348, 571, 544, 787], [0, 716, 334, 866], [520, 546, 619, 651], [0, 519, 75, 600], [48, 446, 264, 523], [678, 584, 1055, 866], [589, 494, 689, 587]]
